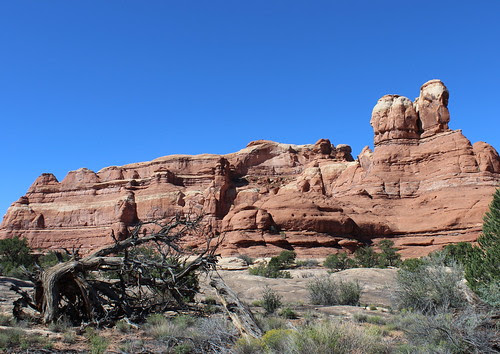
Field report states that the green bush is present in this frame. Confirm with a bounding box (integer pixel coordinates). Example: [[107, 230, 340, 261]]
[[0, 314, 13, 326], [38, 251, 70, 269], [237, 254, 254, 266], [307, 276, 361, 306], [115, 319, 131, 333], [89, 334, 109, 354], [248, 262, 291, 278], [274, 250, 296, 267], [279, 307, 298, 319], [234, 319, 391, 354], [62, 331, 76, 344], [476, 280, 500, 307], [353, 246, 379, 268], [261, 328, 294, 352], [400, 257, 425, 272], [234, 336, 265, 354], [0, 236, 34, 278], [433, 188, 499, 306], [323, 252, 355, 271], [465, 189, 499, 295], [248, 250, 297, 278], [395, 256, 465, 314], [146, 313, 168, 326], [295, 259, 319, 268], [256, 314, 288, 332], [173, 343, 194, 354], [377, 239, 401, 267], [395, 308, 497, 353], [290, 320, 390, 354], [261, 286, 282, 315]]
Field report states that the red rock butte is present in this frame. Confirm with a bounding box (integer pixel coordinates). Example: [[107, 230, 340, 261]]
[[1, 80, 499, 258]]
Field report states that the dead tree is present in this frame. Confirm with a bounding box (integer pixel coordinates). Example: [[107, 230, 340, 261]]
[[210, 275, 263, 338], [21, 214, 221, 325]]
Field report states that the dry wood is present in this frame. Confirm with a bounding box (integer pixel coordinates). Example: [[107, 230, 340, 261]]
[[15, 214, 221, 325], [210, 274, 263, 338]]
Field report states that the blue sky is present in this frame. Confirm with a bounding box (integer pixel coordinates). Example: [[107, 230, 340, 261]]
[[1, 1, 499, 218]]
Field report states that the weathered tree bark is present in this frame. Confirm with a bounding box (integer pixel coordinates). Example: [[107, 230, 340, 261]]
[[30, 215, 220, 325], [210, 275, 263, 338], [40, 257, 124, 323]]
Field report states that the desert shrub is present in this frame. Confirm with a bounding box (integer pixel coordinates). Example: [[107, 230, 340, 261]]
[[440, 242, 477, 266], [295, 259, 319, 268], [148, 319, 185, 340], [400, 257, 425, 272], [0, 328, 23, 349], [115, 319, 131, 333], [395, 255, 465, 314], [62, 330, 76, 344], [256, 314, 288, 332], [395, 308, 498, 353], [353, 313, 386, 325], [146, 313, 168, 326], [273, 250, 296, 269], [38, 251, 70, 269], [234, 336, 265, 354], [237, 254, 254, 266], [173, 342, 194, 354], [0, 328, 53, 350], [476, 280, 500, 307], [48, 316, 71, 333], [290, 320, 391, 354], [377, 239, 401, 267], [261, 286, 282, 315], [308, 276, 360, 306], [249, 263, 287, 278], [0, 236, 34, 278], [365, 315, 386, 325], [354, 246, 379, 268], [248, 250, 296, 278], [119, 340, 144, 353], [146, 314, 237, 352], [0, 314, 13, 326], [173, 314, 197, 329], [234, 319, 391, 354], [353, 313, 368, 323], [203, 296, 217, 305], [261, 328, 294, 352], [279, 307, 298, 319], [88, 334, 109, 354], [323, 252, 355, 271], [193, 316, 238, 352]]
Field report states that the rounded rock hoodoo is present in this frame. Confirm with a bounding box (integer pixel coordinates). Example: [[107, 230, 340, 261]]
[[415, 79, 450, 138]]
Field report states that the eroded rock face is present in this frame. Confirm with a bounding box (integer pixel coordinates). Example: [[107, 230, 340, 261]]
[[416, 79, 450, 137], [1, 80, 499, 258]]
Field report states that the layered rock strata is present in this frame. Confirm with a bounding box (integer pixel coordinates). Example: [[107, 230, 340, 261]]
[[1, 80, 499, 258]]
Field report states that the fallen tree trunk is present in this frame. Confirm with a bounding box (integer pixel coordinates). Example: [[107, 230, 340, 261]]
[[17, 214, 221, 325], [210, 275, 263, 338]]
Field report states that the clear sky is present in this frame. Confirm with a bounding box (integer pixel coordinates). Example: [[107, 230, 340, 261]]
[[1, 1, 499, 219]]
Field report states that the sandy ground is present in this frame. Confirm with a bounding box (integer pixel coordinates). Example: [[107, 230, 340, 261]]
[[199, 266, 398, 309]]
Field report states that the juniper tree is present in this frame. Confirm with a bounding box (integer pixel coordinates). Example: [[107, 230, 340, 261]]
[[465, 188, 500, 296]]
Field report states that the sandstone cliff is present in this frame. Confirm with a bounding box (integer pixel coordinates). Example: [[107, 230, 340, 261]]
[[1, 80, 499, 258]]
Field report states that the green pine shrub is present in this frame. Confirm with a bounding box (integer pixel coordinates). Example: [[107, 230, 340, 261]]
[[323, 252, 355, 271]]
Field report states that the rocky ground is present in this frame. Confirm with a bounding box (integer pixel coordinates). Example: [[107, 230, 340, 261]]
[[0, 262, 401, 352], [200, 265, 397, 309]]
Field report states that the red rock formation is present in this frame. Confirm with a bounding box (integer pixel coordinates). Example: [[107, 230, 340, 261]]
[[1, 80, 499, 258]]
